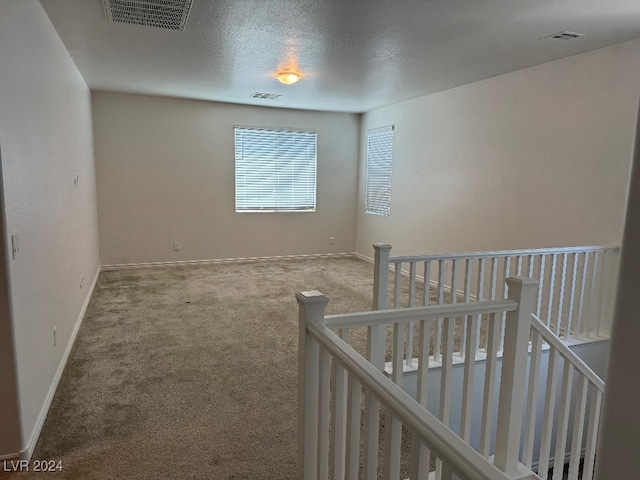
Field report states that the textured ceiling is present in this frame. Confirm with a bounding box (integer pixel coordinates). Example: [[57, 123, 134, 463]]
[[40, 0, 640, 113]]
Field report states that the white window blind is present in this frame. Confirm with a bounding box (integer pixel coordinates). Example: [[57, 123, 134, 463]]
[[235, 126, 317, 212], [365, 125, 393, 216]]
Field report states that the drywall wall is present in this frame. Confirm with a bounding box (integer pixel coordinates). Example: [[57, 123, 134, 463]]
[[0, 147, 21, 458], [0, 0, 100, 458], [356, 39, 640, 259], [92, 93, 360, 265]]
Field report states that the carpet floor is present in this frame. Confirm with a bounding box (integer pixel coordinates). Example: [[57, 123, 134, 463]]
[[5, 256, 383, 479]]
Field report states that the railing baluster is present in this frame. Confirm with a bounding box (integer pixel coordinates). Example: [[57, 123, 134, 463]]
[[582, 388, 602, 480], [595, 251, 608, 337], [333, 329, 349, 480], [440, 316, 454, 427], [410, 317, 431, 480], [440, 462, 454, 480], [409, 440, 430, 480], [489, 258, 498, 304], [460, 259, 472, 358], [538, 347, 559, 478], [330, 328, 349, 478], [416, 319, 430, 407], [363, 394, 379, 479], [499, 257, 511, 352], [556, 253, 568, 337], [460, 306, 478, 442], [480, 312, 500, 457], [435, 260, 445, 360], [568, 375, 588, 480], [450, 259, 459, 359], [438, 260, 447, 304], [423, 260, 431, 306], [566, 252, 578, 340], [406, 261, 417, 367], [587, 251, 600, 338], [576, 252, 590, 339], [522, 328, 542, 467], [528, 254, 535, 277], [383, 322, 403, 479], [451, 259, 459, 305], [551, 360, 573, 480], [394, 261, 402, 309], [345, 374, 361, 480], [319, 348, 331, 480], [409, 261, 417, 307], [516, 255, 523, 275], [537, 254, 546, 318], [391, 322, 403, 386], [546, 253, 558, 330], [475, 258, 486, 352]]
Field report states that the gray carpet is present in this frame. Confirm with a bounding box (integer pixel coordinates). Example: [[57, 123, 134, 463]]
[[8, 256, 382, 479]]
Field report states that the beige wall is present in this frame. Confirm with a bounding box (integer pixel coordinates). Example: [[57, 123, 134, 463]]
[[0, 0, 100, 459], [92, 93, 359, 265], [357, 39, 640, 259]]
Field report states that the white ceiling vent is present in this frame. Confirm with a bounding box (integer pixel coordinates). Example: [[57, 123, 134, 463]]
[[250, 92, 282, 100], [102, 0, 194, 31], [545, 31, 585, 41]]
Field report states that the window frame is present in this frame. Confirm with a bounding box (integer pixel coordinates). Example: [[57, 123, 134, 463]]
[[364, 125, 394, 216], [234, 125, 318, 213]]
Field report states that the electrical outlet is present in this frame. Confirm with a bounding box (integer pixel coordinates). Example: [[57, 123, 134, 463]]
[[53, 327, 57, 347], [80, 275, 85, 289], [329, 236, 335, 245], [173, 242, 181, 251]]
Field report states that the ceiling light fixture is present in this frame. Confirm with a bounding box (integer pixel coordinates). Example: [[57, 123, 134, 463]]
[[276, 72, 301, 85]]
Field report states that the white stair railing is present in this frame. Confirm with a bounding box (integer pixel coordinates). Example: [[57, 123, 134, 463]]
[[523, 314, 605, 480], [373, 243, 618, 366], [297, 277, 541, 480]]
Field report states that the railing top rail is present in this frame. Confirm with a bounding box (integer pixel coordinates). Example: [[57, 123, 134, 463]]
[[387, 244, 620, 264], [306, 320, 514, 480], [531, 314, 605, 392], [324, 299, 517, 329]]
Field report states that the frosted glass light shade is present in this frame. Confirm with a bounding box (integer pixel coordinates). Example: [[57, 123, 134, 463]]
[[276, 72, 300, 85]]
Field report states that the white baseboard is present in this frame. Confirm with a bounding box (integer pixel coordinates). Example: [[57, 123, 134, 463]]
[[0, 451, 21, 461], [101, 252, 358, 271], [353, 252, 374, 264], [20, 266, 101, 460]]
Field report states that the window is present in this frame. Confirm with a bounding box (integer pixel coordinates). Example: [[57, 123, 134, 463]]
[[365, 125, 394, 216], [234, 126, 317, 212]]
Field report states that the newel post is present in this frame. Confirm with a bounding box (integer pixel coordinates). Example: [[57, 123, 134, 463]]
[[494, 277, 538, 475], [371, 243, 392, 369], [296, 290, 329, 480]]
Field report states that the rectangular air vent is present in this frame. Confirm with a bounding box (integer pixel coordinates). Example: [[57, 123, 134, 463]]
[[102, 0, 193, 31], [546, 31, 585, 41], [251, 92, 282, 100]]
